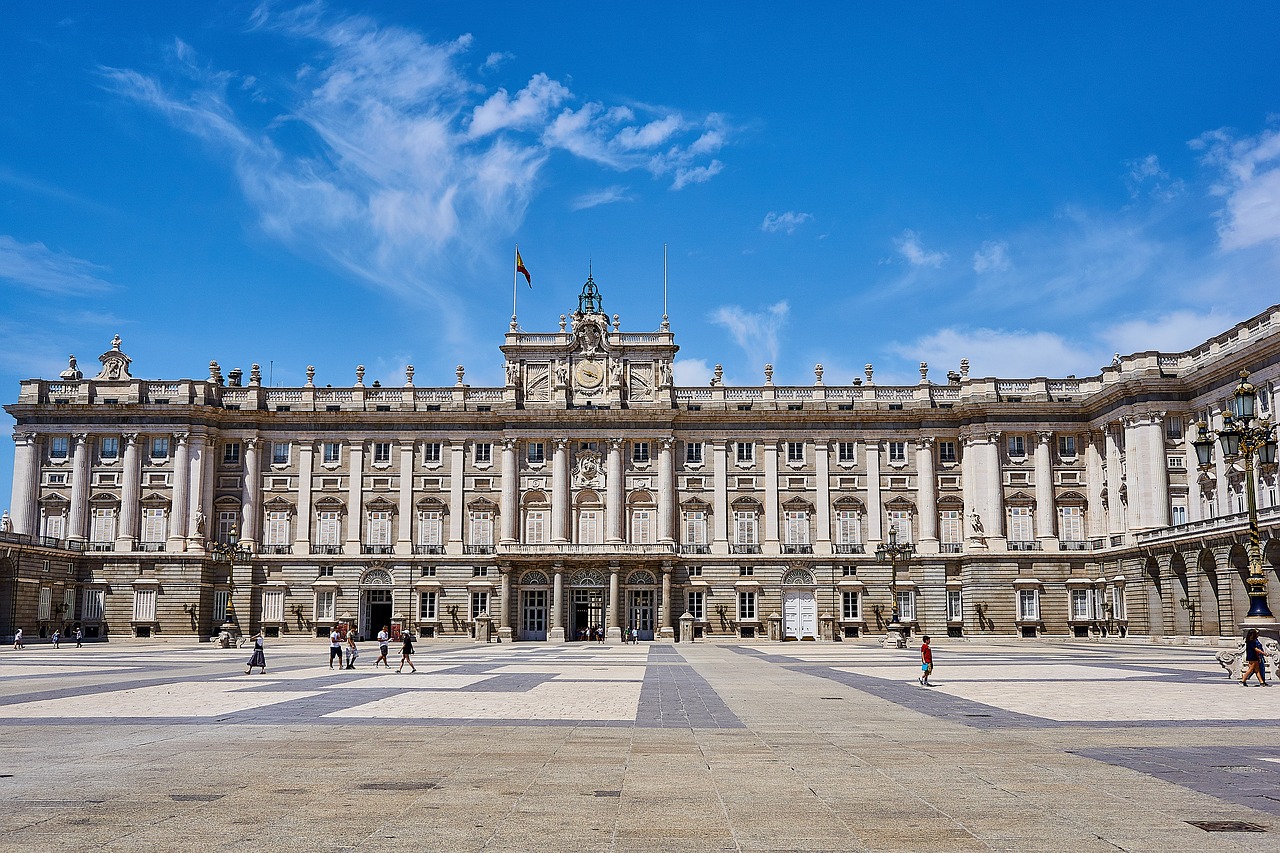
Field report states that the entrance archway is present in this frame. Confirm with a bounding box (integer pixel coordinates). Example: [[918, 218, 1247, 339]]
[[625, 570, 656, 640], [519, 570, 549, 641], [358, 566, 395, 641], [781, 567, 818, 640], [568, 568, 606, 641]]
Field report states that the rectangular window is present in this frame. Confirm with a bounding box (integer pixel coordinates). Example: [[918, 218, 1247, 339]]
[[38, 586, 52, 621], [632, 441, 650, 464], [578, 510, 601, 544], [787, 441, 804, 463], [888, 441, 906, 463], [1008, 506, 1034, 542], [43, 511, 66, 541], [685, 442, 703, 465], [474, 443, 492, 464], [631, 510, 653, 544], [738, 591, 757, 621], [734, 511, 758, 545], [316, 511, 341, 545], [423, 442, 442, 464], [216, 511, 238, 544], [470, 511, 493, 545], [1110, 586, 1126, 619], [1058, 435, 1076, 457], [419, 591, 438, 620], [82, 588, 105, 621], [133, 588, 157, 622], [90, 507, 116, 543], [736, 442, 754, 464], [417, 510, 442, 545], [315, 590, 335, 621], [684, 511, 706, 545], [470, 591, 490, 620], [262, 590, 284, 623], [940, 510, 962, 545], [222, 442, 241, 465], [373, 442, 392, 464], [1070, 588, 1091, 620], [837, 441, 856, 464], [1171, 503, 1187, 525], [938, 441, 957, 464], [739, 566, 754, 576], [837, 510, 861, 544], [272, 442, 291, 465], [784, 510, 809, 544], [947, 589, 962, 622], [887, 510, 912, 543], [527, 442, 545, 465], [213, 590, 229, 623], [1167, 455, 1185, 469], [895, 590, 916, 621], [322, 442, 341, 464], [1059, 506, 1084, 542], [150, 436, 169, 459], [367, 510, 392, 546], [100, 437, 119, 459], [1008, 435, 1026, 457], [265, 510, 290, 545], [1018, 588, 1040, 621], [687, 591, 705, 621], [525, 510, 547, 544], [841, 591, 860, 620], [1167, 419, 1184, 440], [50, 436, 69, 459]]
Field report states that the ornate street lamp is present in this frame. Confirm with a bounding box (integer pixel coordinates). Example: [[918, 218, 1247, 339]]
[[875, 525, 915, 646], [1193, 370, 1278, 629]]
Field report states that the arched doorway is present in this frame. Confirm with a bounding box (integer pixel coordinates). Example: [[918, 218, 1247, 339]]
[[625, 569, 656, 640], [1144, 557, 1163, 636], [519, 570, 549, 641], [568, 568, 606, 641], [1228, 544, 1250, 627], [1170, 555, 1190, 636], [781, 567, 818, 640], [1195, 550, 1221, 636], [358, 566, 395, 641]]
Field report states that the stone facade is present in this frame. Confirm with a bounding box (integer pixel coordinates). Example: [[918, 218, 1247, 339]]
[[3, 278, 1279, 643]]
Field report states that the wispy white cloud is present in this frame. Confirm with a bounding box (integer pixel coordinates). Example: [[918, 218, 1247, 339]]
[[570, 185, 632, 211], [710, 301, 789, 369], [1125, 153, 1185, 201], [894, 229, 947, 267], [761, 211, 813, 234], [0, 235, 114, 296], [99, 3, 731, 342], [673, 357, 713, 386], [1099, 309, 1238, 355], [481, 51, 512, 73], [890, 326, 1102, 379], [1193, 124, 1280, 250], [972, 240, 1011, 274]]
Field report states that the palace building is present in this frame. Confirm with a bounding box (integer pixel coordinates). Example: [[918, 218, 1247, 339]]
[[3, 275, 1279, 644]]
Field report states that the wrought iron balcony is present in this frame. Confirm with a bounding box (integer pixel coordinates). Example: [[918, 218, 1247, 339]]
[[88, 541, 115, 552], [413, 544, 445, 555], [260, 544, 293, 555], [362, 544, 394, 555], [730, 544, 762, 554], [833, 543, 865, 554], [782, 543, 814, 554], [680, 543, 711, 554], [311, 544, 343, 555], [499, 543, 675, 556], [1059, 539, 1091, 551], [1007, 540, 1042, 552], [940, 543, 962, 554], [464, 544, 496, 555], [135, 541, 166, 552]]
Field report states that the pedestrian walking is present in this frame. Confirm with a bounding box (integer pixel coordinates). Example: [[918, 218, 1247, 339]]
[[329, 627, 343, 669], [1241, 629, 1269, 686], [395, 632, 417, 673], [245, 630, 266, 674], [74, 627, 83, 648], [919, 635, 934, 686], [375, 626, 390, 668], [345, 633, 360, 669], [51, 630, 60, 649], [12, 628, 22, 650]]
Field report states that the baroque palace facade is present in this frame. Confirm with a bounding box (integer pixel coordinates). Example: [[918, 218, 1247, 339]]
[[3, 276, 1279, 644]]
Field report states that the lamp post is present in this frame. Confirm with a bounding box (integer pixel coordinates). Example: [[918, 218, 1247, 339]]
[[875, 524, 915, 647], [210, 526, 252, 641], [1193, 369, 1278, 636]]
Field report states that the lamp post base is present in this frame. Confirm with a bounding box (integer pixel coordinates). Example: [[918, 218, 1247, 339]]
[[1238, 617, 1280, 643]]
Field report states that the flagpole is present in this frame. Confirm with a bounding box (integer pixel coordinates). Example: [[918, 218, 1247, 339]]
[[512, 244, 519, 328], [661, 242, 669, 330]]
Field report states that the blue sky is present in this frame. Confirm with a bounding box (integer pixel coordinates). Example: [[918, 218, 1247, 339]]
[[4, 2, 1280, 506]]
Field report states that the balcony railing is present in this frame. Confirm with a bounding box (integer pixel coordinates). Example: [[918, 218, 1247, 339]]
[[1059, 539, 1090, 551], [135, 541, 166, 552], [1007, 540, 1041, 552], [1091, 538, 1107, 551], [88, 541, 115, 552], [730, 544, 762, 555], [464, 544, 496, 555], [782, 543, 814, 554], [1133, 504, 1280, 546], [680, 543, 711, 554], [362, 544, 394, 555], [833, 543, 865, 554], [311, 544, 343, 555], [1110, 535, 1126, 547], [940, 543, 962, 554], [260, 544, 293, 555], [413, 544, 445, 555], [499, 543, 675, 556]]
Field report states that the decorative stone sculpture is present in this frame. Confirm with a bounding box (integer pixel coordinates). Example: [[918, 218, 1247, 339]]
[[864, 363, 874, 385], [764, 363, 773, 385], [712, 364, 723, 386], [227, 368, 243, 387], [249, 363, 262, 385], [355, 365, 365, 386], [960, 358, 970, 379], [306, 365, 315, 387], [455, 365, 465, 386], [919, 362, 929, 384], [1217, 636, 1279, 681], [814, 363, 824, 385], [60, 355, 83, 381], [405, 364, 415, 386], [209, 361, 223, 385], [95, 335, 132, 380]]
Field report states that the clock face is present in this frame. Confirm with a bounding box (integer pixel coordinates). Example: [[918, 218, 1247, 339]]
[[574, 360, 604, 389]]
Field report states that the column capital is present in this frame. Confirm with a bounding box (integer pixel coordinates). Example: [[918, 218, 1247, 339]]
[[502, 437, 518, 452], [174, 431, 190, 446], [609, 437, 625, 451], [918, 436, 935, 450], [554, 437, 571, 450], [244, 436, 259, 449], [72, 432, 89, 447], [122, 432, 139, 446], [13, 430, 39, 447], [1037, 431, 1055, 445], [659, 436, 675, 450]]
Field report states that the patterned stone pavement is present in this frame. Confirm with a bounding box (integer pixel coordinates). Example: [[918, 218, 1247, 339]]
[[0, 637, 1278, 852]]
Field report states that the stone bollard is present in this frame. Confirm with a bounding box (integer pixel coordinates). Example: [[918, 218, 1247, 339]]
[[474, 613, 493, 644], [679, 611, 695, 643]]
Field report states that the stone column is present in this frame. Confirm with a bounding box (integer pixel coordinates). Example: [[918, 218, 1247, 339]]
[[197, 434, 216, 550], [916, 437, 938, 552], [448, 440, 465, 547], [346, 440, 364, 552], [607, 565, 621, 640], [9, 432, 39, 536], [712, 440, 729, 551], [606, 438, 624, 543], [658, 564, 674, 640], [815, 439, 831, 550], [168, 433, 190, 549], [397, 440, 414, 554], [658, 437, 675, 545], [1184, 418, 1203, 523], [1085, 430, 1106, 538], [68, 433, 90, 542], [116, 433, 141, 550], [1211, 408, 1228, 518], [497, 565, 513, 641], [1145, 414, 1170, 528], [1121, 418, 1144, 530], [499, 439, 518, 544], [983, 435, 1006, 540], [864, 439, 883, 544], [551, 438, 570, 543], [763, 440, 779, 545], [1034, 431, 1056, 546], [295, 441, 315, 551], [549, 564, 565, 642], [1105, 423, 1125, 534], [241, 436, 260, 546]]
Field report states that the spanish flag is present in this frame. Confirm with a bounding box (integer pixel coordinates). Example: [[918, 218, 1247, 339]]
[[516, 250, 531, 287]]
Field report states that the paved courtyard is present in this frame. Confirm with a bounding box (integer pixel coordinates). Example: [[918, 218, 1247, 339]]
[[1, 637, 1278, 852]]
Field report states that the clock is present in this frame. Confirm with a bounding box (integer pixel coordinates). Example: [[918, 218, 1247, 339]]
[[574, 360, 604, 389]]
